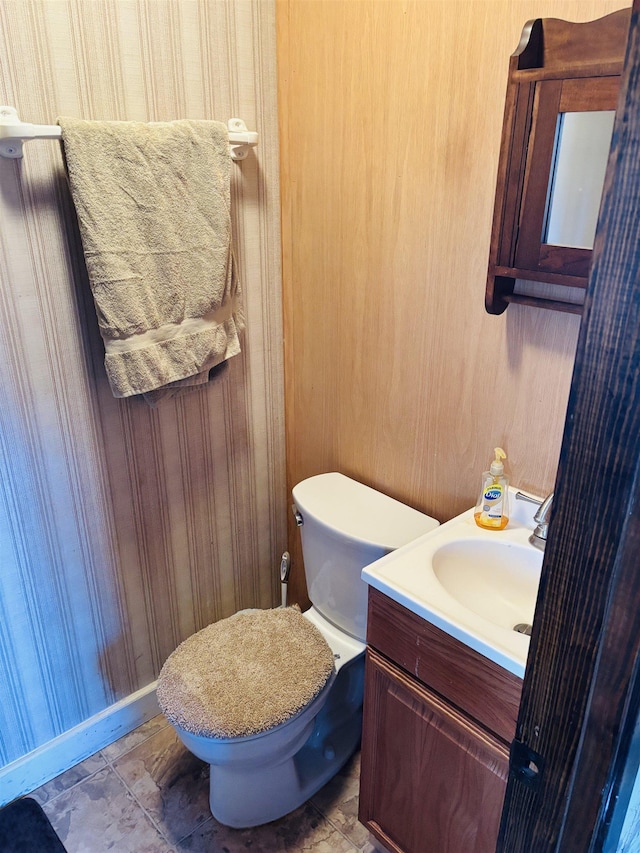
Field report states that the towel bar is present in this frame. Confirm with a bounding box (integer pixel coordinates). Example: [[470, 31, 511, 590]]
[[0, 106, 258, 161]]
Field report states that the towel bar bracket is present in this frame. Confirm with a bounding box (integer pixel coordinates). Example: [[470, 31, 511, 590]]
[[0, 106, 60, 158], [0, 106, 258, 161], [227, 118, 258, 161]]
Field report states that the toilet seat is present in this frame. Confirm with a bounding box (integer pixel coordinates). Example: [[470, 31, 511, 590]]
[[157, 607, 335, 739]]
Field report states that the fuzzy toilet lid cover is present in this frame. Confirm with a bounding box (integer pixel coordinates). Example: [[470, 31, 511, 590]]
[[156, 606, 336, 739]]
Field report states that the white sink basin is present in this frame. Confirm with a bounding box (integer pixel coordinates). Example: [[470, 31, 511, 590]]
[[431, 540, 540, 630], [361, 487, 544, 678]]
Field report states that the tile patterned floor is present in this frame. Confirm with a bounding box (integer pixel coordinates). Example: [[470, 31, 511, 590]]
[[29, 715, 381, 853]]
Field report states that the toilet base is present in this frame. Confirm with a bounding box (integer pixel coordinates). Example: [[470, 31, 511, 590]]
[[209, 655, 365, 828], [209, 710, 362, 828]]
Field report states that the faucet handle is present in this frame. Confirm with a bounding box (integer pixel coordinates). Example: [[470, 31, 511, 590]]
[[515, 491, 543, 506]]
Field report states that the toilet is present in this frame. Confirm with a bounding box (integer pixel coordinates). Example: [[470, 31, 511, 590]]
[[157, 472, 439, 828]]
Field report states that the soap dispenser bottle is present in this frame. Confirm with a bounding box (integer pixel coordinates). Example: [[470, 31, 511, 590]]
[[474, 447, 509, 530]]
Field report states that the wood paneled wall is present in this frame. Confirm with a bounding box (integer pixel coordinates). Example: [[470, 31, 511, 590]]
[[0, 0, 284, 768], [277, 0, 625, 605]]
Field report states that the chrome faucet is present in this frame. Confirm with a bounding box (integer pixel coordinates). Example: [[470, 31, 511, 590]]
[[529, 492, 554, 551]]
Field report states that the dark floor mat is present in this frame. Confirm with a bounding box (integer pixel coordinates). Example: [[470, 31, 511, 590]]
[[0, 797, 67, 852]]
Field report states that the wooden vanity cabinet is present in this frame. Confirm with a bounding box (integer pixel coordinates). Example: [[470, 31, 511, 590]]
[[359, 588, 523, 853]]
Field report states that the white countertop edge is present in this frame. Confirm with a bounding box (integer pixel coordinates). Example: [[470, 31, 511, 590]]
[[363, 573, 526, 680]]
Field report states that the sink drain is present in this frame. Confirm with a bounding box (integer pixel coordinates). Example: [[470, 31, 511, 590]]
[[513, 623, 532, 636]]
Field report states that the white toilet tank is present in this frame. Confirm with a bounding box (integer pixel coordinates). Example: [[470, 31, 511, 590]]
[[292, 473, 439, 642]]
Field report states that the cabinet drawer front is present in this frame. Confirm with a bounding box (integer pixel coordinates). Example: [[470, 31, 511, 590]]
[[360, 649, 509, 853], [367, 588, 522, 743]]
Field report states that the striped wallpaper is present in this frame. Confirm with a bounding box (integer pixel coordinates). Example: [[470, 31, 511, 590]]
[[0, 0, 285, 768]]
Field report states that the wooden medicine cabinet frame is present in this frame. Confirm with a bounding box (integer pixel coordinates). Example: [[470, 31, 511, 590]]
[[486, 9, 631, 316]]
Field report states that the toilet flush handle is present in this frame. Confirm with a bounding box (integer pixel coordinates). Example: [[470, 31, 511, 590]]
[[292, 505, 303, 526]]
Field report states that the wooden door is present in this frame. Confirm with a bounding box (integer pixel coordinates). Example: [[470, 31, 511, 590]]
[[498, 3, 640, 849]]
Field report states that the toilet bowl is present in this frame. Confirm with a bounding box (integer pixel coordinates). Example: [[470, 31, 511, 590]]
[[157, 472, 439, 828]]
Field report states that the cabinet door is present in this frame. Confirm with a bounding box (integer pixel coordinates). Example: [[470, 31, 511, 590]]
[[359, 649, 509, 853]]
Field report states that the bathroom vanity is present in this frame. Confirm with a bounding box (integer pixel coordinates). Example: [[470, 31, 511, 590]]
[[357, 487, 543, 851], [359, 588, 522, 853]]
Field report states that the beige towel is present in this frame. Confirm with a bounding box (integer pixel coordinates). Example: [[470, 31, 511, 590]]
[[58, 117, 244, 398]]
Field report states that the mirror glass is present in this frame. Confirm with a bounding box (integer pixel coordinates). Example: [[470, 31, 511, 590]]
[[542, 110, 615, 249]]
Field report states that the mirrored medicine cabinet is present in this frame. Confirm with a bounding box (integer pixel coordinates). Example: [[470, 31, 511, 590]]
[[486, 8, 631, 315]]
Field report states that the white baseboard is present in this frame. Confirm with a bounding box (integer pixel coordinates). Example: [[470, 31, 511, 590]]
[[0, 681, 159, 806]]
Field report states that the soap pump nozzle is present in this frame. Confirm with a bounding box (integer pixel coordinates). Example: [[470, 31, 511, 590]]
[[490, 447, 506, 478]]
